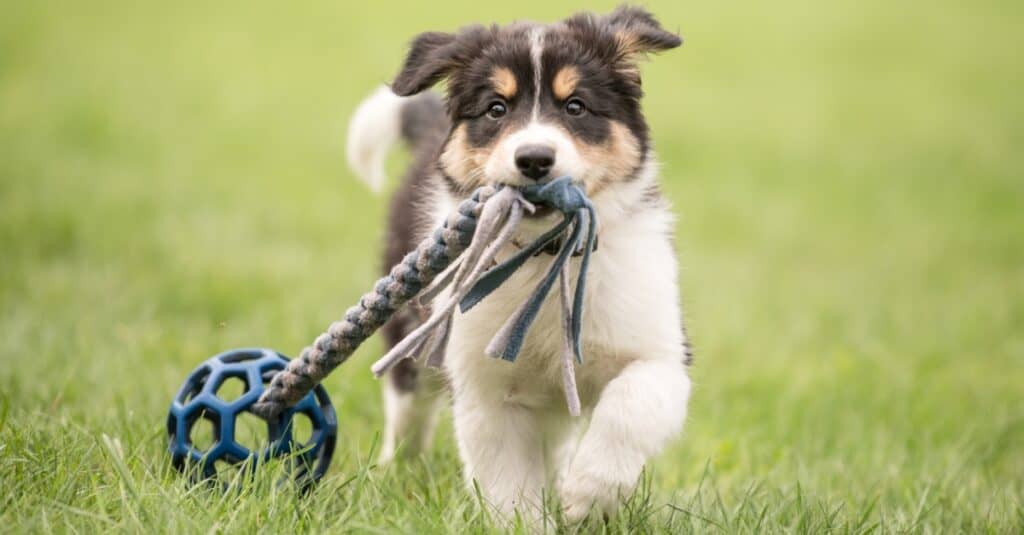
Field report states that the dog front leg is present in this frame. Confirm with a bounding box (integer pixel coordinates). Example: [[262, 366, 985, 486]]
[[560, 358, 691, 522], [453, 387, 546, 522]]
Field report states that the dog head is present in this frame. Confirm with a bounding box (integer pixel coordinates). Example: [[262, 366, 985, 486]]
[[391, 5, 681, 198]]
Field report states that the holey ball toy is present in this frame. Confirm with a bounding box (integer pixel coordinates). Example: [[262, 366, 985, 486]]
[[167, 348, 337, 487], [167, 178, 597, 489]]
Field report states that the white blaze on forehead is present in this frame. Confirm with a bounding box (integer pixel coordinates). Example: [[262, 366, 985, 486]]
[[529, 27, 545, 121]]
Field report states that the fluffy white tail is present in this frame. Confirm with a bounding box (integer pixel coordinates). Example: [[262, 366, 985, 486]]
[[346, 86, 407, 192]]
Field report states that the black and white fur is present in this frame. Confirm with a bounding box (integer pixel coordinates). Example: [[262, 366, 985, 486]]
[[346, 6, 692, 523]]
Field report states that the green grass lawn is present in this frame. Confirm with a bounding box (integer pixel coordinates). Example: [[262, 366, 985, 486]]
[[2, 0, 1022, 532]]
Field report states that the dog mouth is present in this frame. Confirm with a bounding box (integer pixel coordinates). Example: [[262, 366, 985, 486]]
[[487, 176, 579, 220], [484, 179, 559, 219]]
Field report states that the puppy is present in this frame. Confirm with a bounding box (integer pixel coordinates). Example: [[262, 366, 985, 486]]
[[346, 5, 693, 523]]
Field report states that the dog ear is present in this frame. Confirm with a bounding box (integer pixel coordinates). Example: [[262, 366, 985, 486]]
[[391, 31, 459, 96], [391, 25, 497, 96], [604, 5, 682, 57]]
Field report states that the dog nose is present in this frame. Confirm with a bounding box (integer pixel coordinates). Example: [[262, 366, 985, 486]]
[[514, 144, 555, 180]]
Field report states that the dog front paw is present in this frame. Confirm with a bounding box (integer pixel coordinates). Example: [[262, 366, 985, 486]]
[[559, 462, 637, 524]]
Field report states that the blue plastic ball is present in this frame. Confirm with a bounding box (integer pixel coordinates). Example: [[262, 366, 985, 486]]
[[167, 348, 337, 486]]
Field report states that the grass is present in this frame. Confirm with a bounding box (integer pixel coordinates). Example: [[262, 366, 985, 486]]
[[1, 0, 1022, 532]]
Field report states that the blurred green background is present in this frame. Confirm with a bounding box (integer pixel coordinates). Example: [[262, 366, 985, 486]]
[[1, 0, 1022, 532]]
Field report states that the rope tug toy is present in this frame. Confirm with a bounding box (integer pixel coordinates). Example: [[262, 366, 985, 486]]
[[252, 176, 597, 419], [168, 177, 596, 484]]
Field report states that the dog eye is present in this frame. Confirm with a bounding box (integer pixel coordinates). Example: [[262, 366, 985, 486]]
[[486, 101, 507, 119], [565, 98, 586, 116]]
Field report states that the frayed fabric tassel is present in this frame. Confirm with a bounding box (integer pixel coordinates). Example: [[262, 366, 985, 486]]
[[424, 315, 452, 369], [467, 178, 596, 367], [256, 178, 597, 419], [481, 207, 586, 416], [559, 261, 582, 417], [482, 213, 584, 361]]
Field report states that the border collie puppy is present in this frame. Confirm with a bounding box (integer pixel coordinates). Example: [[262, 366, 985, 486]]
[[346, 5, 692, 523]]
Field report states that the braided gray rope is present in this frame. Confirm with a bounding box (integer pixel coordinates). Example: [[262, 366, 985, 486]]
[[251, 186, 497, 419]]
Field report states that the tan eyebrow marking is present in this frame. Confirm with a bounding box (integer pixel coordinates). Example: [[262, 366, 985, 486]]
[[552, 66, 580, 101], [490, 67, 517, 99]]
